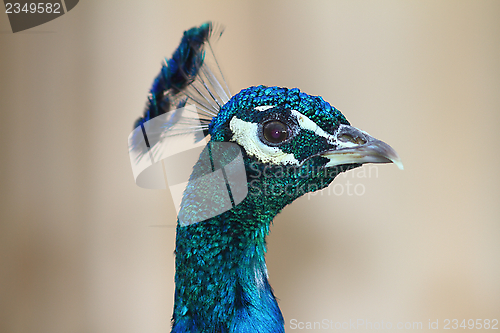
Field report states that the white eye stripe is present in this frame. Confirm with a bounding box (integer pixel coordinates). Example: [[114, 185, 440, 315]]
[[290, 110, 335, 142], [254, 105, 275, 112], [229, 117, 299, 165]]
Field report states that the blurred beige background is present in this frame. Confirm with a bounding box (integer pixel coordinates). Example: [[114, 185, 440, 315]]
[[1, 1, 499, 332]]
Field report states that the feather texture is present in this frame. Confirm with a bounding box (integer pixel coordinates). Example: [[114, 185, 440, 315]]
[[131, 22, 229, 159]]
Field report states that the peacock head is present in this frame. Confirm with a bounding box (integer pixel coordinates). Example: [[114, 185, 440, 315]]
[[205, 85, 403, 207], [131, 22, 403, 226]]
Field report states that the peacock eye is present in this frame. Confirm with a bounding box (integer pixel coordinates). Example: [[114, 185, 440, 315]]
[[262, 120, 289, 144]]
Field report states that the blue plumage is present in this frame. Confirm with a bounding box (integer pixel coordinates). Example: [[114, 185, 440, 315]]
[[131, 22, 402, 333], [134, 23, 211, 129], [132, 23, 219, 157]]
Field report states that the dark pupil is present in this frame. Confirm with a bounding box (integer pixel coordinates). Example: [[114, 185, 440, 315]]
[[263, 120, 288, 143]]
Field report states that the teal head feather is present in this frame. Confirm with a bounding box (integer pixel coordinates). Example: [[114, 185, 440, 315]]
[[131, 22, 402, 333]]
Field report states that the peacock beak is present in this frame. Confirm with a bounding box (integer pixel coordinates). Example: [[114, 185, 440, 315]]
[[321, 124, 404, 170]]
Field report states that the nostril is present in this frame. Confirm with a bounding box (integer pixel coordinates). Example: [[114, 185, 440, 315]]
[[339, 133, 367, 145], [338, 133, 354, 142], [355, 136, 367, 145]]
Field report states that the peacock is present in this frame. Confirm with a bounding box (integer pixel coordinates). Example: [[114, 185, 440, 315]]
[[129, 22, 402, 333]]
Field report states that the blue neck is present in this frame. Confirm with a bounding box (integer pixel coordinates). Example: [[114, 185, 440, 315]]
[[170, 154, 328, 332], [171, 202, 285, 333]]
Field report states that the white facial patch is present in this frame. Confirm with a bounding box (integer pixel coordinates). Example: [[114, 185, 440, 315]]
[[229, 117, 300, 165], [290, 110, 335, 143]]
